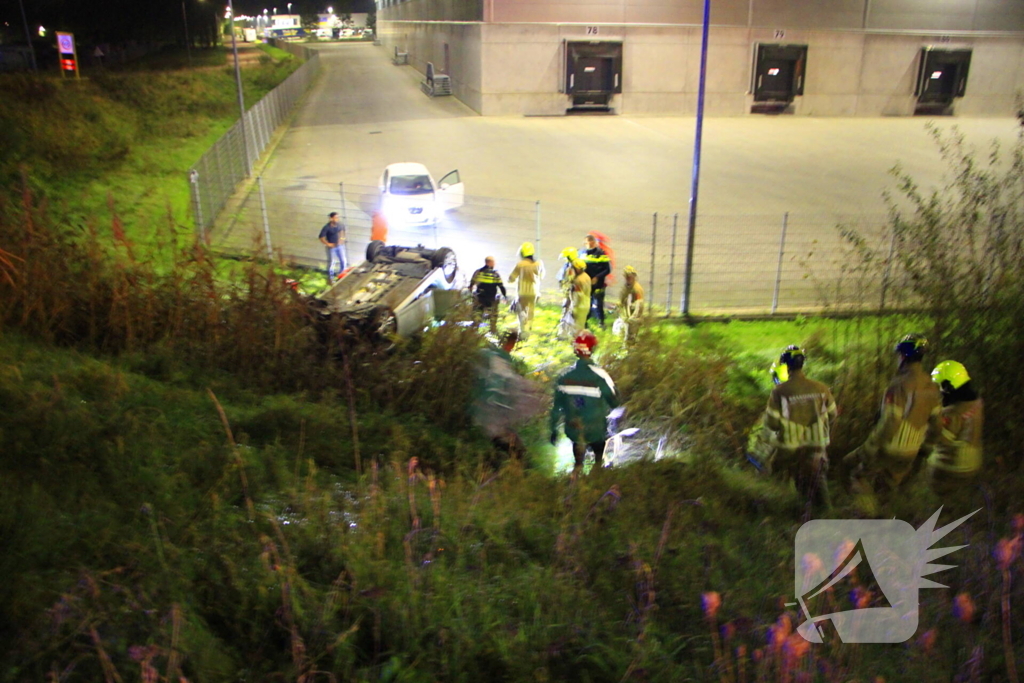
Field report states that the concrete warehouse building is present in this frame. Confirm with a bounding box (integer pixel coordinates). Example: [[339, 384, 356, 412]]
[[375, 0, 1024, 116]]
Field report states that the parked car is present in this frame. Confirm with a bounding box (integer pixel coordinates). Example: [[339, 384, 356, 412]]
[[378, 162, 465, 228], [312, 241, 459, 338]]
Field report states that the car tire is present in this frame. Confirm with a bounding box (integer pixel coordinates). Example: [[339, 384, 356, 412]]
[[366, 240, 386, 263], [430, 247, 457, 284]]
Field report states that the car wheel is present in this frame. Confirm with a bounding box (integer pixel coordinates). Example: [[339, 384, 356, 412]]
[[366, 240, 386, 263], [430, 247, 457, 284]]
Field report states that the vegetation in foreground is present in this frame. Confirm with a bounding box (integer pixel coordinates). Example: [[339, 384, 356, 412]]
[[0, 45, 300, 260], [1, 55, 1022, 680]]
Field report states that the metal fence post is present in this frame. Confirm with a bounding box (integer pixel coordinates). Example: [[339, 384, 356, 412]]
[[879, 229, 897, 311], [666, 213, 678, 316], [648, 212, 658, 305], [189, 169, 206, 243], [534, 200, 542, 295], [771, 211, 789, 314], [257, 176, 273, 260], [681, 210, 697, 316], [339, 182, 350, 265]]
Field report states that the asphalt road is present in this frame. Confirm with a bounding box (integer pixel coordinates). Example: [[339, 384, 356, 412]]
[[217, 42, 1021, 313]]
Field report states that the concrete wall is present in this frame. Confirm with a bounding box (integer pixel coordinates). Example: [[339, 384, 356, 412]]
[[383, 0, 1024, 31], [379, 0, 482, 22], [379, 21, 485, 111], [378, 0, 1024, 117]]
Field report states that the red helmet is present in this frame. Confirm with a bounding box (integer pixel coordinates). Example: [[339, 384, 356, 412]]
[[574, 330, 598, 357]]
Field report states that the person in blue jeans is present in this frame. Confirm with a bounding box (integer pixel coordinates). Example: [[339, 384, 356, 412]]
[[318, 212, 347, 283]]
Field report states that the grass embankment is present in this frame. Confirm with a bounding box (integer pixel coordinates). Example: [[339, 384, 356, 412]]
[[2, 183, 1022, 679], [0, 45, 300, 263]]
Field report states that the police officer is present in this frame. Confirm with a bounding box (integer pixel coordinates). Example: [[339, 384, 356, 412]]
[[550, 330, 619, 471], [582, 234, 611, 328], [763, 345, 838, 510], [470, 256, 507, 334]]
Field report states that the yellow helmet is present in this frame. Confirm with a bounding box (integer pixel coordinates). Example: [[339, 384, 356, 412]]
[[561, 247, 578, 260], [520, 242, 535, 258], [770, 361, 789, 385], [623, 265, 638, 277], [931, 360, 970, 390], [571, 259, 586, 272]]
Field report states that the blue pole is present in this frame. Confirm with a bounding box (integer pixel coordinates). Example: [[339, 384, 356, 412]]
[[682, 0, 710, 317]]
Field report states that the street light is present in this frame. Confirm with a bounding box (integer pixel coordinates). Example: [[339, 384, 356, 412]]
[[287, 2, 292, 13]]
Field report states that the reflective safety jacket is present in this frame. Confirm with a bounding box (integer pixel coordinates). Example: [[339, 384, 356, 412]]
[[509, 258, 545, 298], [471, 266, 507, 304], [928, 398, 983, 475], [550, 357, 619, 444], [583, 247, 611, 290], [571, 272, 592, 319], [619, 281, 645, 321], [872, 363, 942, 458], [764, 373, 837, 450]]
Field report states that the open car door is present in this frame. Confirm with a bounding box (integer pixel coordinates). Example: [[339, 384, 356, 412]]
[[436, 170, 465, 212]]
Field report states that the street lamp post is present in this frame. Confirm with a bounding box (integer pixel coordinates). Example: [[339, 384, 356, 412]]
[[16, 0, 37, 71], [226, 0, 253, 175], [182, 0, 193, 68]]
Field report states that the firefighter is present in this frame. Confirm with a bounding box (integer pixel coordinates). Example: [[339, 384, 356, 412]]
[[618, 265, 645, 342], [927, 360, 983, 494], [550, 330, 619, 471], [570, 259, 592, 334], [469, 256, 507, 334], [746, 361, 788, 472], [508, 242, 545, 340], [763, 345, 838, 510], [582, 234, 612, 328], [844, 333, 942, 494]]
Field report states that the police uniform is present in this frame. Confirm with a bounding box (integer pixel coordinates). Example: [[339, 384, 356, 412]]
[[583, 246, 611, 326]]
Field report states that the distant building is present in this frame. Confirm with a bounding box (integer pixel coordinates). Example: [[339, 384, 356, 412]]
[[375, 0, 1024, 117]]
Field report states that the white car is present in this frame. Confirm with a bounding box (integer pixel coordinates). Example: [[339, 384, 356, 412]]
[[378, 162, 465, 228]]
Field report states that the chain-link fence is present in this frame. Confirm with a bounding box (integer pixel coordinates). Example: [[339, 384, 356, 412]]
[[187, 46, 321, 238], [205, 178, 896, 315]]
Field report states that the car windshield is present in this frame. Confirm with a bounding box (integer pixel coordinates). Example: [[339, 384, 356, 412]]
[[390, 175, 433, 195]]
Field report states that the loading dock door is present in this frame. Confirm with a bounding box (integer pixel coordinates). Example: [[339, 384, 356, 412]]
[[753, 44, 807, 103], [566, 41, 623, 110], [915, 48, 971, 106]]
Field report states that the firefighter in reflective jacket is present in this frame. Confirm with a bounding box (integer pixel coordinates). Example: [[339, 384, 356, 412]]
[[582, 234, 612, 328], [763, 345, 838, 510], [570, 259, 592, 334], [550, 330, 619, 471], [844, 333, 942, 493], [927, 360, 983, 494]]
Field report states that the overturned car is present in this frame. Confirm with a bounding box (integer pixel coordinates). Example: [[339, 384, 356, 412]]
[[312, 241, 460, 338]]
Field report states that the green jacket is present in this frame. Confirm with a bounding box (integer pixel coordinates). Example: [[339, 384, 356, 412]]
[[550, 358, 618, 444]]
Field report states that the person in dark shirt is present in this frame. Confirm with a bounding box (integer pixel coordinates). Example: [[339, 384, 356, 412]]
[[582, 234, 612, 327], [470, 256, 507, 334], [318, 212, 347, 284]]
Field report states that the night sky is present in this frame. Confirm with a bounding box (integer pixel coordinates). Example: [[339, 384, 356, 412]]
[[2, 0, 376, 44]]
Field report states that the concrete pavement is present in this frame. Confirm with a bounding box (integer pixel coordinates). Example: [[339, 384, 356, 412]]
[[219, 42, 1021, 313]]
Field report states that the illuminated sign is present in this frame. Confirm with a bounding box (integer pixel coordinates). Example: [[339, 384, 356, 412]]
[[56, 32, 79, 78], [768, 68, 780, 76], [930, 71, 942, 79]]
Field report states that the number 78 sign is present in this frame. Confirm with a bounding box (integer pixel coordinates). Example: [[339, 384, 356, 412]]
[[56, 32, 80, 79]]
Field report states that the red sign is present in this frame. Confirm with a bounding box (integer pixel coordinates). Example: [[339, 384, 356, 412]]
[[61, 58, 77, 71]]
